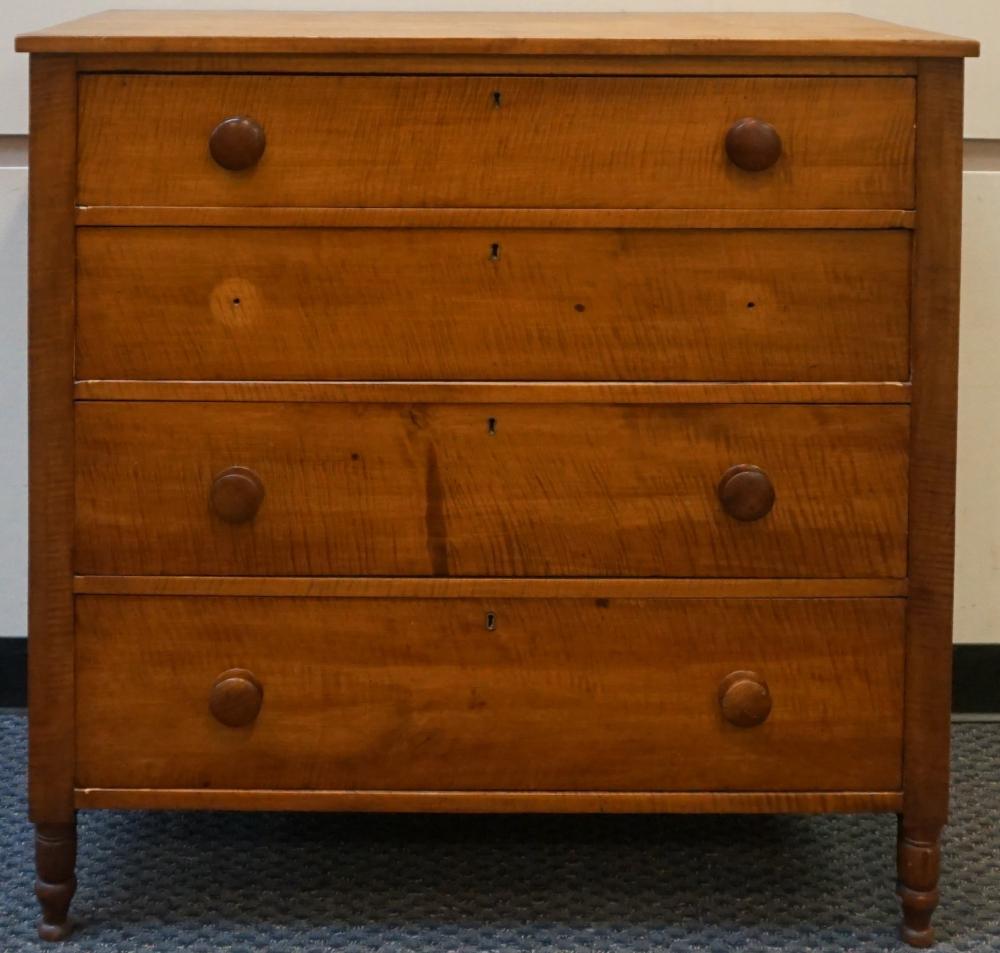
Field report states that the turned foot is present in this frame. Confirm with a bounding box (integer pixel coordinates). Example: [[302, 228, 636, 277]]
[[35, 820, 77, 941], [897, 821, 941, 948]]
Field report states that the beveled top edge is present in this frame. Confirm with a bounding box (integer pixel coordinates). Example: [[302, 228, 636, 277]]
[[16, 11, 980, 57]]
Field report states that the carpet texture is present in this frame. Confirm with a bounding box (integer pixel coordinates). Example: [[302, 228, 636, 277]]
[[1, 711, 997, 952]]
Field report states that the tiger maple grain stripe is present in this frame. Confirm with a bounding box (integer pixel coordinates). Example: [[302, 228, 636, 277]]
[[74, 595, 905, 792], [27, 56, 77, 825], [72, 576, 910, 598], [16, 11, 979, 57], [76, 228, 911, 383], [77, 75, 916, 209], [74, 207, 917, 228], [73, 381, 912, 403], [903, 59, 964, 829], [74, 52, 922, 77], [74, 788, 904, 814], [74, 401, 909, 578]]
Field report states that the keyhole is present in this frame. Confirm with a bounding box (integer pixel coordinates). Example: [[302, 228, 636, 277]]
[[489, 242, 501, 261], [487, 417, 497, 436], [492, 90, 502, 108], [232, 297, 241, 306], [485, 612, 497, 631]]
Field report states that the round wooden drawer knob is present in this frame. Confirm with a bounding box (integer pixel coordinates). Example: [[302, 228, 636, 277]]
[[209, 466, 265, 524], [209, 669, 263, 728], [209, 116, 266, 171], [725, 117, 782, 172], [719, 670, 772, 728], [718, 464, 775, 522]]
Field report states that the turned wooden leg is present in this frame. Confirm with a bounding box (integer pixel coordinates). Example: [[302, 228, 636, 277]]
[[897, 820, 942, 948], [35, 820, 77, 941]]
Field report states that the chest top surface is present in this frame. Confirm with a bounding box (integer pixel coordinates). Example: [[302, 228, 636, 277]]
[[15, 10, 979, 58]]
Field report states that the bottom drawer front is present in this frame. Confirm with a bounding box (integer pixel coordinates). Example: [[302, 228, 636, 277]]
[[76, 596, 904, 792]]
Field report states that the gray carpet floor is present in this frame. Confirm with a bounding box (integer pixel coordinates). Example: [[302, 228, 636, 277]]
[[1, 710, 997, 952]]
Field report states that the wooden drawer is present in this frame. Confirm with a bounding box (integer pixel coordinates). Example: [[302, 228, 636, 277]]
[[75, 595, 904, 792], [75, 402, 908, 578], [76, 228, 911, 383], [77, 75, 915, 209]]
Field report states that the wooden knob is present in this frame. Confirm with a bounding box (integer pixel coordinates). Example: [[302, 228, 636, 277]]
[[209, 466, 265, 524], [209, 669, 263, 728], [725, 117, 782, 172], [209, 116, 266, 171], [719, 670, 772, 728], [718, 464, 775, 522]]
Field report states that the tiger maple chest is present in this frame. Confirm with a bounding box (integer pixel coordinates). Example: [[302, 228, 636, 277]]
[[16, 11, 978, 946]]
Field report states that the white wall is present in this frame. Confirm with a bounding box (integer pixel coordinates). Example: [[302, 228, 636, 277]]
[[955, 172, 1000, 644], [0, 3, 996, 642], [0, 163, 27, 639]]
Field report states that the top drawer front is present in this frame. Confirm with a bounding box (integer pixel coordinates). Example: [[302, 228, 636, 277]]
[[78, 75, 915, 209]]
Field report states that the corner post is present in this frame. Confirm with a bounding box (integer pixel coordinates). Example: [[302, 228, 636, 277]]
[[899, 56, 965, 948], [27, 52, 79, 940]]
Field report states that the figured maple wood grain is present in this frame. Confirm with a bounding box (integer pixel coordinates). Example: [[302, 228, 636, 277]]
[[74, 402, 909, 578], [77, 75, 916, 209], [73, 788, 904, 813], [27, 56, 77, 825], [75, 53, 923, 78], [903, 60, 964, 835], [72, 576, 910, 599], [74, 207, 917, 229], [17, 10, 978, 943], [72, 381, 912, 404], [76, 228, 910, 383], [16, 11, 979, 57], [74, 595, 905, 792]]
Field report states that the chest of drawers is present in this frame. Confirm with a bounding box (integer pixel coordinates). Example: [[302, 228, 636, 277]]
[[17, 11, 978, 946]]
